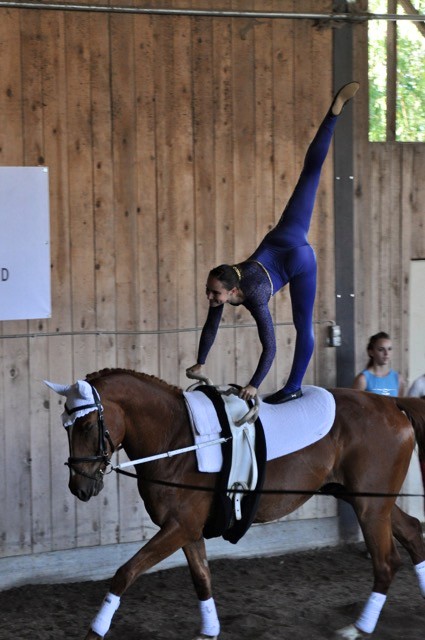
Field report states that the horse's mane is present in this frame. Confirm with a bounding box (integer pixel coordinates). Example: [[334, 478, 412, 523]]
[[86, 368, 183, 397]]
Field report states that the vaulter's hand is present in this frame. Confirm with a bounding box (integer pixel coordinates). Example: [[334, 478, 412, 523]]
[[239, 385, 257, 401]]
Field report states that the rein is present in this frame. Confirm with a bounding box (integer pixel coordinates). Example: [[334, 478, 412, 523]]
[[65, 385, 115, 479]]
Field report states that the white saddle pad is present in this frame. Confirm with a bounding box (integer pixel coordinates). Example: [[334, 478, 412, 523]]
[[183, 385, 336, 472]]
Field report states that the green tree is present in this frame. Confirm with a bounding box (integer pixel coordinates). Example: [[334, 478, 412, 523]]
[[368, 0, 425, 142], [397, 26, 425, 140]]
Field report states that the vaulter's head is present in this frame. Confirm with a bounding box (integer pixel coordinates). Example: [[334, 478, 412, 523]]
[[206, 264, 240, 306]]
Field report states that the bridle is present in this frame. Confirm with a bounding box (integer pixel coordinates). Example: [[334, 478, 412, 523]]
[[65, 385, 115, 480]]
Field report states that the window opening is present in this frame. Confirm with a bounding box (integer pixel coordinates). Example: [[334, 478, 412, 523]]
[[368, 0, 425, 141]]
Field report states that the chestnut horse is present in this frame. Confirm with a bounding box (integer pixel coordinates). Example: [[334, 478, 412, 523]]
[[47, 368, 425, 640]]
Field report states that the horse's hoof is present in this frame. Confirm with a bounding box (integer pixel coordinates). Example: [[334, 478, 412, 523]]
[[84, 630, 103, 640], [191, 635, 218, 640], [334, 624, 368, 639]]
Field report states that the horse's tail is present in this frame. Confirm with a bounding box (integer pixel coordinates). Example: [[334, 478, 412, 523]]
[[395, 397, 425, 489]]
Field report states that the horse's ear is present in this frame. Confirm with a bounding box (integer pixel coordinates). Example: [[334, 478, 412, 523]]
[[44, 380, 71, 397], [76, 380, 93, 399]]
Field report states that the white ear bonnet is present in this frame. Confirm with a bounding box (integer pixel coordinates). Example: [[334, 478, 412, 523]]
[[44, 379, 98, 427]]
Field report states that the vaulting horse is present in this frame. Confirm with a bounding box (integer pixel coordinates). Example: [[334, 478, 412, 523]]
[[45, 368, 425, 639]]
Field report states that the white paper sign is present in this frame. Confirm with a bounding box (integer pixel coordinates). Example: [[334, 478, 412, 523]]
[[0, 167, 51, 320]]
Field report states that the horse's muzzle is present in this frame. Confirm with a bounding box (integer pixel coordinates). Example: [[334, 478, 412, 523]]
[[69, 472, 104, 501]]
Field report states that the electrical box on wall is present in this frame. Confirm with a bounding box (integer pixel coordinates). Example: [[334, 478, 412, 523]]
[[328, 324, 341, 347]]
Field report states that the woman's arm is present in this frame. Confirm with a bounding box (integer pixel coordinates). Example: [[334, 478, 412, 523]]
[[196, 304, 224, 365], [352, 372, 367, 390]]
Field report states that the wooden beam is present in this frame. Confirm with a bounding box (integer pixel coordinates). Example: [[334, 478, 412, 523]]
[[398, 0, 425, 38], [386, 0, 397, 142], [333, 0, 356, 387]]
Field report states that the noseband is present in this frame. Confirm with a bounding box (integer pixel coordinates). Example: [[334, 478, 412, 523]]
[[65, 385, 115, 480]]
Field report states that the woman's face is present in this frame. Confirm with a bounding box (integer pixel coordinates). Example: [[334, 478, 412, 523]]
[[368, 338, 393, 366], [205, 276, 235, 306]]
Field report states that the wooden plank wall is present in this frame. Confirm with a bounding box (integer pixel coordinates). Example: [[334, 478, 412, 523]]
[[353, 142, 425, 380], [1, 0, 423, 569], [352, 6, 425, 520], [353, 7, 425, 388], [1, 0, 423, 570], [0, 0, 377, 563]]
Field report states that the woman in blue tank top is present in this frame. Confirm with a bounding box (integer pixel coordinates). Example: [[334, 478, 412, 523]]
[[187, 82, 360, 404], [352, 331, 405, 397]]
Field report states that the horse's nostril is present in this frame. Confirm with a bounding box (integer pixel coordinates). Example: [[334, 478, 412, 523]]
[[69, 480, 89, 502], [69, 476, 103, 502]]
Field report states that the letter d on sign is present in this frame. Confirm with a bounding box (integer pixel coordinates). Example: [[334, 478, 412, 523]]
[[1, 268, 9, 281]]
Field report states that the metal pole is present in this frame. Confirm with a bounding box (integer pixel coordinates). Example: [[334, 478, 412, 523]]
[[333, 21, 356, 390], [332, 0, 361, 544], [0, 2, 423, 21]]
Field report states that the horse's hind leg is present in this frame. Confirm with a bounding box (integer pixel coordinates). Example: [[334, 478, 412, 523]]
[[335, 501, 400, 638], [391, 503, 425, 564], [391, 504, 425, 596], [183, 537, 220, 640]]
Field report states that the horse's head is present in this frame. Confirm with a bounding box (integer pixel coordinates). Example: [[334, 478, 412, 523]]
[[44, 379, 116, 502]]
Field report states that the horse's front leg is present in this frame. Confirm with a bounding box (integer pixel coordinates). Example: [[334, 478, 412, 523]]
[[183, 537, 220, 640], [83, 520, 191, 640]]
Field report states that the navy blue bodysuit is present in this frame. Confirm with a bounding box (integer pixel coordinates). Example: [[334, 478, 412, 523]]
[[197, 111, 339, 391]]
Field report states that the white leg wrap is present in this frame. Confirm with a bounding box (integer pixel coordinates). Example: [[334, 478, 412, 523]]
[[414, 560, 425, 596], [90, 592, 121, 637], [355, 591, 386, 634], [199, 597, 220, 637]]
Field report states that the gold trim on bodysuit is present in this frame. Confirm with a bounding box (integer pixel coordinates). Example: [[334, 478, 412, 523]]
[[249, 260, 274, 296], [232, 265, 242, 281]]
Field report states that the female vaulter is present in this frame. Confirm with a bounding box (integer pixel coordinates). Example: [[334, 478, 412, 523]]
[[187, 82, 360, 404]]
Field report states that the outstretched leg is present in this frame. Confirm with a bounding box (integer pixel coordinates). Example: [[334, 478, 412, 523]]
[[268, 81, 359, 247], [262, 82, 359, 404]]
